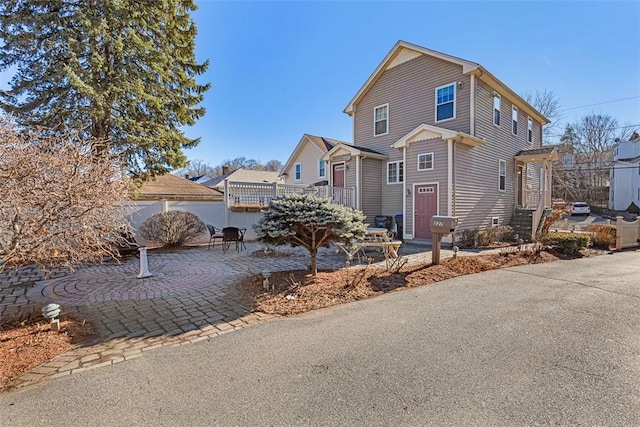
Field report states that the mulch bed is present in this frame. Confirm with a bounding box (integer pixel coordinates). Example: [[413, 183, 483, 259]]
[[238, 250, 562, 316]]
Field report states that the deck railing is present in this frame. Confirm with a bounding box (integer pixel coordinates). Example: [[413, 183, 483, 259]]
[[225, 181, 356, 209]]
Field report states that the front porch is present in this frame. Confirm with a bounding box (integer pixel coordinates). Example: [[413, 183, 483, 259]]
[[512, 147, 558, 240]]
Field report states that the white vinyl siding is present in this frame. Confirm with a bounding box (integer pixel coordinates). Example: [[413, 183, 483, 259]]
[[417, 153, 434, 171], [493, 94, 501, 126], [512, 106, 518, 135], [374, 103, 389, 136], [499, 159, 506, 191], [435, 83, 455, 122], [387, 160, 404, 184]]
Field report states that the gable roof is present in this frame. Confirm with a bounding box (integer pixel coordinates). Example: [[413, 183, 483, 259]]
[[201, 169, 282, 189], [515, 146, 558, 162], [280, 133, 351, 177], [392, 124, 485, 149], [321, 142, 387, 161], [343, 40, 549, 125], [135, 173, 223, 201]]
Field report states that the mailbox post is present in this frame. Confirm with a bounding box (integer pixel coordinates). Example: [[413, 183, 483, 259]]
[[430, 216, 459, 265]]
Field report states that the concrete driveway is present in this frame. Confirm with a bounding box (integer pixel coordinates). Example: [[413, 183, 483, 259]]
[[2, 250, 638, 425]]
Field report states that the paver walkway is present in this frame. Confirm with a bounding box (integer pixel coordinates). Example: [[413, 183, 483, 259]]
[[2, 240, 488, 387]]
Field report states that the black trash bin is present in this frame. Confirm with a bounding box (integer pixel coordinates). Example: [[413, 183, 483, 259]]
[[394, 214, 403, 240], [374, 215, 392, 231]]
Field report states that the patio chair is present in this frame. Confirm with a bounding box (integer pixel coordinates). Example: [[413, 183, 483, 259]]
[[222, 227, 242, 253], [206, 224, 224, 250]]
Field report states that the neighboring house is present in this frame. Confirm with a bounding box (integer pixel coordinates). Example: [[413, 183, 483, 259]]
[[610, 134, 640, 211], [280, 134, 350, 185], [186, 174, 211, 184], [135, 173, 223, 201], [201, 168, 283, 191], [322, 40, 554, 240]]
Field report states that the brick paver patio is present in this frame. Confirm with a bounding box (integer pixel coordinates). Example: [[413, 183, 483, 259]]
[[4, 241, 438, 387]]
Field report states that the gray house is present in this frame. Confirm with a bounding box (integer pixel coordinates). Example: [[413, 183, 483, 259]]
[[322, 40, 556, 240]]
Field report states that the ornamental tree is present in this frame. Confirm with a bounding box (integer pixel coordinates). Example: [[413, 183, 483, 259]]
[[0, 118, 133, 271], [254, 194, 366, 276], [0, 0, 209, 179]]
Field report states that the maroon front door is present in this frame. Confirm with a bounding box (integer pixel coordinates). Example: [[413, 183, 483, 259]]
[[414, 184, 438, 239], [333, 164, 345, 188]]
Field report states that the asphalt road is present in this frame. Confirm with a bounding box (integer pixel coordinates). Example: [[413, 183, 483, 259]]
[[2, 251, 639, 426]]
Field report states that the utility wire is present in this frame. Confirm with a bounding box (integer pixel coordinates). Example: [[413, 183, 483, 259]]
[[559, 96, 640, 112]]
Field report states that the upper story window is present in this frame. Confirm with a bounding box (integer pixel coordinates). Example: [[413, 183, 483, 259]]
[[374, 104, 388, 136], [498, 159, 506, 191], [318, 160, 326, 178], [527, 116, 533, 143], [435, 83, 456, 122], [417, 153, 434, 171], [387, 160, 404, 184], [493, 94, 501, 126], [294, 163, 301, 181], [512, 106, 518, 135]]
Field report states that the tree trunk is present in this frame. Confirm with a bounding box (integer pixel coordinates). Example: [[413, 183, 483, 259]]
[[310, 248, 317, 277]]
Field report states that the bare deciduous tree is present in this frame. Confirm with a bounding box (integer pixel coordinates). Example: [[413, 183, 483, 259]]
[[0, 119, 133, 271], [264, 159, 283, 172], [139, 211, 206, 247], [522, 89, 562, 143], [174, 159, 215, 178]]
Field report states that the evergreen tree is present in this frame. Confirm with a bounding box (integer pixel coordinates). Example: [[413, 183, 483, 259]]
[[0, 0, 209, 179]]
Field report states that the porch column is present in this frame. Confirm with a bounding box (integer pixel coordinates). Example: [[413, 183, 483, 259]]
[[546, 159, 553, 207], [355, 155, 361, 210]]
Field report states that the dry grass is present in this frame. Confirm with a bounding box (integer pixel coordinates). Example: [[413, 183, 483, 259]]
[[239, 250, 561, 316], [0, 309, 94, 391]]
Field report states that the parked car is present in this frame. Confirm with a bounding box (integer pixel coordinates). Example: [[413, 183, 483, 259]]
[[552, 198, 566, 208], [569, 202, 590, 216]]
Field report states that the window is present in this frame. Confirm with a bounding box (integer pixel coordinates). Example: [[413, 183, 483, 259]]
[[527, 116, 533, 143], [417, 153, 434, 171], [435, 83, 456, 122], [374, 104, 388, 136], [318, 160, 326, 178], [512, 106, 518, 135], [294, 163, 301, 181], [493, 94, 501, 126], [492, 217, 499, 227], [387, 161, 404, 184], [498, 160, 506, 191]]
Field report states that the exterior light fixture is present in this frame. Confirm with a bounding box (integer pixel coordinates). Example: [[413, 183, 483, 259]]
[[42, 303, 61, 331]]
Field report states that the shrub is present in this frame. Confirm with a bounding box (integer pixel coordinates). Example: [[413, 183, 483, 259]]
[[457, 229, 477, 248], [457, 226, 514, 248], [541, 232, 590, 255], [587, 224, 616, 250], [139, 211, 206, 247], [254, 193, 366, 276], [538, 207, 566, 237]]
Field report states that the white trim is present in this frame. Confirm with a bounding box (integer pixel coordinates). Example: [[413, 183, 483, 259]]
[[493, 93, 501, 127], [470, 74, 476, 136], [318, 159, 326, 179], [512, 105, 518, 136], [491, 217, 499, 227], [435, 82, 456, 123], [294, 162, 302, 182], [374, 103, 389, 137], [386, 160, 403, 184], [527, 116, 533, 143], [355, 155, 360, 210], [417, 152, 434, 171], [498, 159, 506, 192], [402, 146, 407, 240], [391, 123, 484, 149], [447, 140, 453, 216]]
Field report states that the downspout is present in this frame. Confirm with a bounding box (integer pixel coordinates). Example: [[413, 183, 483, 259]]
[[402, 145, 407, 240], [356, 155, 361, 210], [470, 74, 476, 136], [447, 139, 453, 216]]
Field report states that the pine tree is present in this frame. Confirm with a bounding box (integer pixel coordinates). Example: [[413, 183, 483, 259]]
[[0, 0, 209, 179]]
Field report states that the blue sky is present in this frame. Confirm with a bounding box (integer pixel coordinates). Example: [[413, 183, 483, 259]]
[[1, 1, 638, 169], [184, 0, 639, 168]]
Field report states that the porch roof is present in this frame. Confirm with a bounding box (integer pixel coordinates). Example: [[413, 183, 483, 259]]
[[391, 124, 485, 149], [321, 143, 388, 161], [515, 147, 558, 162]]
